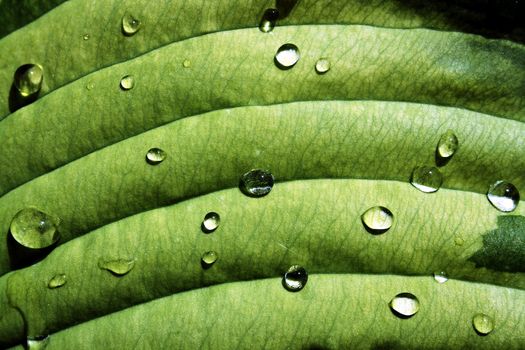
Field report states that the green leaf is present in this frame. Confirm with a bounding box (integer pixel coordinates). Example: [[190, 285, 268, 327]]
[[0, 0, 66, 38]]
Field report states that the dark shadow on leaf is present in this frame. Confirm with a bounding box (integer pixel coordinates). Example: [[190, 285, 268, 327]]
[[8, 83, 39, 113], [7, 229, 55, 270], [276, 0, 299, 19]]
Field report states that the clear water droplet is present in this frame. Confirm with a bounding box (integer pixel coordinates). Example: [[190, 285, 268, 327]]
[[315, 58, 331, 74], [201, 251, 218, 267], [259, 8, 279, 33], [145, 148, 166, 165], [437, 130, 459, 159], [82, 34, 90, 41], [27, 336, 49, 350], [182, 59, 191, 68], [487, 180, 519, 212], [274, 44, 300, 69], [10, 208, 60, 249], [282, 265, 308, 292], [202, 212, 220, 233], [98, 258, 135, 276], [14, 64, 44, 97], [86, 81, 95, 90], [120, 75, 135, 90], [454, 236, 465, 246], [389, 293, 419, 318], [121, 14, 141, 36], [472, 313, 494, 336], [47, 274, 67, 289], [410, 166, 443, 193], [239, 169, 274, 197], [433, 271, 448, 284], [361, 206, 393, 234]]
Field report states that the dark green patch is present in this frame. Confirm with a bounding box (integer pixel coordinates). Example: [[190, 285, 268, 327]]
[[469, 215, 525, 273]]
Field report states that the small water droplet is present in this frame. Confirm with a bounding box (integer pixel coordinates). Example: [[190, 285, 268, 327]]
[[10, 208, 60, 249], [82, 34, 90, 41], [182, 59, 191, 68], [47, 274, 67, 289], [487, 180, 519, 212], [120, 75, 135, 90], [454, 236, 465, 246], [274, 44, 300, 69], [315, 58, 331, 74], [436, 130, 459, 160], [98, 258, 135, 276], [361, 206, 393, 234], [389, 293, 419, 318], [239, 169, 274, 197], [201, 251, 218, 267], [433, 271, 448, 284], [282, 265, 308, 292], [202, 212, 220, 233], [27, 335, 49, 350], [145, 148, 166, 165], [86, 81, 95, 90], [14, 64, 44, 97], [410, 166, 443, 193], [121, 13, 141, 36], [472, 313, 494, 336], [259, 8, 279, 33]]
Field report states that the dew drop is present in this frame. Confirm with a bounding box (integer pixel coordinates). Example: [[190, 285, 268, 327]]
[[410, 166, 443, 193], [389, 293, 419, 318], [47, 274, 67, 289], [10, 208, 61, 249], [436, 130, 459, 159], [98, 258, 135, 276], [202, 212, 220, 233], [119, 75, 135, 90], [274, 44, 300, 70], [86, 81, 95, 90], [472, 313, 494, 336], [282, 265, 308, 292], [487, 180, 519, 212], [82, 34, 90, 41], [182, 59, 191, 68], [239, 169, 274, 197], [145, 148, 166, 165], [259, 8, 279, 33], [361, 206, 393, 234], [121, 13, 141, 36], [14, 64, 44, 97], [433, 271, 448, 284], [201, 251, 218, 267], [454, 236, 465, 246], [27, 336, 49, 350], [315, 58, 331, 74]]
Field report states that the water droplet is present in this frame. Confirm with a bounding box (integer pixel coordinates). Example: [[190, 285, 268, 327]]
[[182, 59, 191, 68], [202, 212, 220, 233], [239, 169, 274, 197], [86, 81, 95, 90], [433, 271, 448, 284], [437, 130, 459, 159], [259, 8, 279, 33], [27, 336, 49, 350], [315, 58, 331, 74], [282, 265, 308, 292], [472, 313, 494, 336], [82, 34, 90, 41], [47, 274, 67, 289], [487, 180, 519, 212], [201, 251, 218, 267], [145, 148, 166, 165], [14, 64, 44, 97], [389, 293, 419, 318], [9, 208, 60, 249], [454, 236, 465, 246], [98, 258, 135, 276], [119, 75, 135, 90], [361, 206, 393, 234], [121, 13, 141, 36], [410, 166, 443, 193], [274, 44, 300, 70]]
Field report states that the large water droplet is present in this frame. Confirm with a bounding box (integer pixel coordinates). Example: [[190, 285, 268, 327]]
[[410, 166, 443, 193], [389, 293, 419, 318], [201, 251, 218, 267], [282, 265, 308, 292], [361, 206, 393, 234], [27, 336, 49, 350], [121, 14, 141, 36], [433, 271, 448, 284], [472, 313, 494, 336], [436, 130, 459, 160], [487, 180, 519, 212], [274, 44, 300, 69], [239, 169, 274, 197], [315, 58, 331, 74], [120, 75, 135, 90], [47, 274, 67, 289], [98, 258, 135, 276], [259, 8, 279, 33], [14, 64, 43, 97], [10, 208, 60, 249], [145, 148, 166, 165], [202, 212, 220, 233]]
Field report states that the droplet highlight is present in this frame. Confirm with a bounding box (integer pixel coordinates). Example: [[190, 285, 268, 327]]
[[201, 251, 218, 267], [259, 8, 279, 33], [14, 64, 44, 97], [10, 208, 61, 249], [361, 206, 393, 234], [145, 148, 166, 165], [487, 180, 519, 212], [282, 265, 308, 292], [120, 75, 135, 90], [389, 293, 419, 318], [47, 274, 67, 289], [82, 34, 90, 41], [98, 258, 135, 276], [274, 44, 300, 70], [410, 166, 443, 193], [27, 336, 49, 350], [202, 212, 220, 233], [436, 130, 459, 160], [433, 271, 448, 284], [121, 13, 141, 36], [315, 58, 331, 74], [239, 169, 274, 197], [472, 313, 494, 336]]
